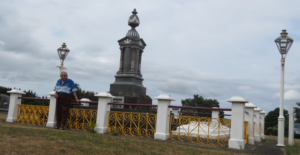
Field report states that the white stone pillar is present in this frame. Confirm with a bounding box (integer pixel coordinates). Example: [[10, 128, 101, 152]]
[[6, 89, 25, 122], [154, 94, 175, 140], [46, 91, 57, 128], [212, 107, 219, 119], [227, 96, 248, 150], [245, 102, 256, 145], [288, 105, 294, 146], [94, 92, 114, 134], [254, 107, 262, 142], [80, 98, 90, 107], [260, 110, 266, 139]]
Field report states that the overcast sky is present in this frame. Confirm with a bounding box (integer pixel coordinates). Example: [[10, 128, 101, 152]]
[[1, 0, 300, 115]]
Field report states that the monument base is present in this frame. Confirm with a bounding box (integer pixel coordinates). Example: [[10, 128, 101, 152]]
[[110, 83, 146, 95], [109, 91, 152, 109]]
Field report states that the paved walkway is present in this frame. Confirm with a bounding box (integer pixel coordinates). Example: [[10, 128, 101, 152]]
[[232, 140, 285, 155]]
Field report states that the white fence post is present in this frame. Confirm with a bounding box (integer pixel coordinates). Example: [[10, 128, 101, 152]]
[[245, 102, 256, 145], [212, 107, 219, 119], [260, 110, 266, 139], [154, 94, 175, 140], [6, 89, 25, 122], [46, 91, 57, 128], [288, 105, 294, 146], [227, 96, 248, 150], [254, 107, 262, 142], [80, 98, 90, 107], [172, 107, 180, 118], [94, 92, 114, 134]]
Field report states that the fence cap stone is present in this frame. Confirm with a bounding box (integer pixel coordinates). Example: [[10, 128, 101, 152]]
[[95, 92, 115, 98], [227, 96, 248, 103], [260, 110, 266, 114], [7, 89, 25, 95], [245, 102, 257, 108], [154, 94, 175, 101], [254, 107, 262, 111], [80, 98, 91, 101], [47, 91, 56, 96]]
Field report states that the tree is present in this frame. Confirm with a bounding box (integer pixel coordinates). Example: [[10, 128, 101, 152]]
[[181, 94, 224, 118], [21, 89, 49, 106], [295, 102, 300, 123], [265, 107, 289, 136], [0, 86, 12, 95], [74, 83, 98, 101]]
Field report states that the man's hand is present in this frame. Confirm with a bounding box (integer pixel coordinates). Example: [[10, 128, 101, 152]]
[[73, 92, 79, 103], [54, 92, 58, 99]]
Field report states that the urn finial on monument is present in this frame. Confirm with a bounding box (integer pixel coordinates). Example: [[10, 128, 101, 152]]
[[128, 8, 139, 28], [110, 9, 152, 109]]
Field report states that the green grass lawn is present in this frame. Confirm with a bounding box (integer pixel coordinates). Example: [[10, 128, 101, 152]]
[[0, 116, 252, 155]]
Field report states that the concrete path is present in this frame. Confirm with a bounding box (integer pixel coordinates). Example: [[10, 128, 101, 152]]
[[241, 140, 285, 155]]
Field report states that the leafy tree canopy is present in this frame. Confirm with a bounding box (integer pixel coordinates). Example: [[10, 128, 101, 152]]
[[74, 83, 98, 101], [295, 102, 300, 123], [265, 107, 289, 136], [0, 86, 12, 95], [181, 94, 224, 118]]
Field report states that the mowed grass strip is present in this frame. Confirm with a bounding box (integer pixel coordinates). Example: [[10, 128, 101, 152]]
[[0, 113, 7, 120], [0, 114, 251, 155]]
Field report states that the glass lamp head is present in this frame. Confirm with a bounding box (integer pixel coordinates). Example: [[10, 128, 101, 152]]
[[57, 43, 70, 61], [275, 30, 293, 58]]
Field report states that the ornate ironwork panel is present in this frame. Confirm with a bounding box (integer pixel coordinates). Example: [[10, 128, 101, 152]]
[[107, 111, 157, 138], [16, 104, 49, 126], [244, 121, 248, 144], [169, 115, 231, 147], [66, 108, 97, 131]]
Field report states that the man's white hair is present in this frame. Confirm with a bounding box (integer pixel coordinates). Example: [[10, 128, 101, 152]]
[[60, 71, 68, 75]]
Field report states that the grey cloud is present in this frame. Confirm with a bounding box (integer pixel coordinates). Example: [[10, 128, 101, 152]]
[[1, 0, 300, 114]]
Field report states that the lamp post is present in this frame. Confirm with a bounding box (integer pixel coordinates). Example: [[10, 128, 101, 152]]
[[57, 43, 70, 75], [274, 30, 293, 147]]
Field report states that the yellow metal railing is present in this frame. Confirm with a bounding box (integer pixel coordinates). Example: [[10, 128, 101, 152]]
[[66, 108, 97, 131], [253, 122, 255, 135], [244, 121, 248, 144], [259, 123, 261, 135], [16, 105, 97, 131], [169, 115, 231, 147], [16, 104, 49, 126], [107, 111, 157, 138]]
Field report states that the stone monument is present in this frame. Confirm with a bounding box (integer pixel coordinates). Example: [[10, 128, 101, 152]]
[[109, 9, 152, 107]]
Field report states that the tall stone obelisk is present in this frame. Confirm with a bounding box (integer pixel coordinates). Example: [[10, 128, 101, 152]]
[[109, 9, 152, 107]]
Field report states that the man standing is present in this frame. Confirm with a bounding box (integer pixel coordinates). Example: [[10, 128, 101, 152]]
[[54, 71, 79, 130]]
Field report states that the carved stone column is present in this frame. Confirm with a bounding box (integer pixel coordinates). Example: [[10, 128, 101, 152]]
[[138, 50, 143, 74], [130, 48, 136, 72], [118, 48, 124, 72]]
